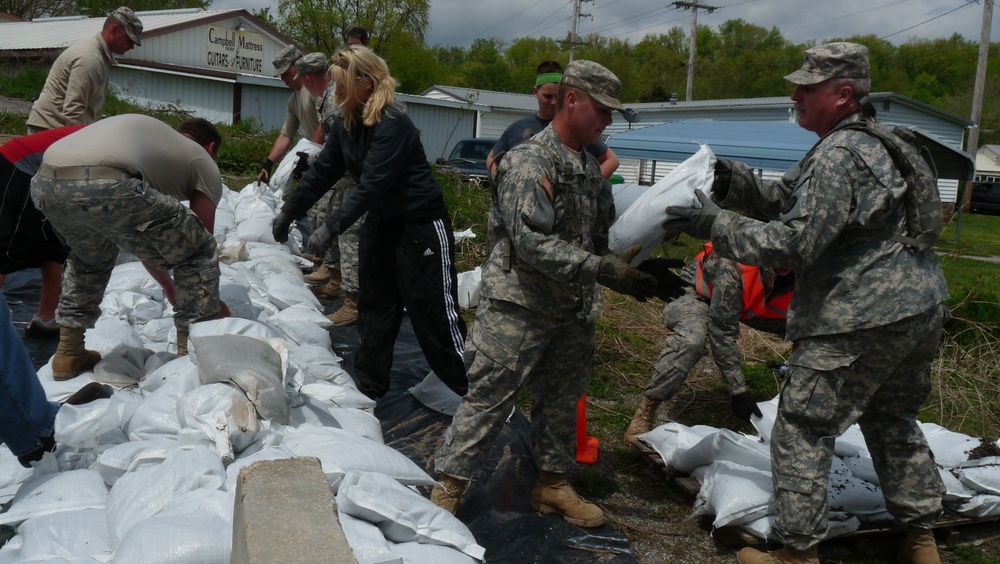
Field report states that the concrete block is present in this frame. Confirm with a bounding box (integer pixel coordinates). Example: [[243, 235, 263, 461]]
[[232, 456, 356, 563]]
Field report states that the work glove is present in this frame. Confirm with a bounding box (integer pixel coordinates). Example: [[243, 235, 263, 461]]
[[596, 244, 657, 301], [307, 222, 333, 257], [257, 159, 274, 186], [731, 391, 763, 422], [271, 211, 292, 244], [665, 189, 721, 240], [636, 257, 687, 302], [292, 151, 311, 180], [712, 158, 733, 201]]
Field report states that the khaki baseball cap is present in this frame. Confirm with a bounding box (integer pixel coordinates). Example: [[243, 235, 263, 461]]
[[295, 52, 328, 75], [560, 60, 625, 112], [273, 44, 303, 76], [111, 6, 142, 46], [784, 42, 870, 85]]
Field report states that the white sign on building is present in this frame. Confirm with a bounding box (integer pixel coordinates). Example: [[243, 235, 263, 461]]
[[206, 24, 266, 74]]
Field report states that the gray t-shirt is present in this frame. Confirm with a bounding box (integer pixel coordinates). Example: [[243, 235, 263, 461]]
[[43, 114, 223, 205]]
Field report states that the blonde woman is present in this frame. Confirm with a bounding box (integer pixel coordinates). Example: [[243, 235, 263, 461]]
[[272, 46, 468, 401]]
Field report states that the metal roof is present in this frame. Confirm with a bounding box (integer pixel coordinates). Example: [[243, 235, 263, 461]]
[[421, 85, 537, 112], [608, 119, 974, 180], [0, 9, 244, 50]]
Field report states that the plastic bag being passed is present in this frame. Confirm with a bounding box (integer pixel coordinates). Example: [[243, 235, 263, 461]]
[[608, 143, 716, 263], [194, 333, 290, 424]]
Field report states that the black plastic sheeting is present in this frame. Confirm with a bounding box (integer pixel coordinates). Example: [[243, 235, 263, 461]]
[[6, 267, 637, 562]]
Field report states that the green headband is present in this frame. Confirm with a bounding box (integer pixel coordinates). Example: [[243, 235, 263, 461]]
[[535, 72, 562, 87]]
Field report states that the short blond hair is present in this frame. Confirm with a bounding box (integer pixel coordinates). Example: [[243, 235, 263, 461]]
[[329, 46, 399, 131]]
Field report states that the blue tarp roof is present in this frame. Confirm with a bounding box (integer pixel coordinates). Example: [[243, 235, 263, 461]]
[[607, 119, 974, 180]]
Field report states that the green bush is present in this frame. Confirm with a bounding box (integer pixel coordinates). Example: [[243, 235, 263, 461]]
[[0, 67, 47, 100]]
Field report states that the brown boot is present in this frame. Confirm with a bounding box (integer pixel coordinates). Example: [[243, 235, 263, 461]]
[[311, 278, 345, 300], [530, 471, 606, 528], [625, 396, 661, 447], [304, 264, 332, 284], [327, 293, 358, 327], [736, 546, 819, 564], [176, 330, 189, 356], [899, 526, 940, 564], [430, 473, 467, 515], [52, 327, 101, 381]]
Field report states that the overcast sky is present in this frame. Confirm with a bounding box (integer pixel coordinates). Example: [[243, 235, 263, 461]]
[[219, 0, 996, 48]]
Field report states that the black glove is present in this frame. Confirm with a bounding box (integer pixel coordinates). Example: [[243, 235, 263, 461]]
[[665, 189, 721, 240], [596, 244, 657, 301], [712, 158, 733, 201], [307, 222, 333, 256], [271, 211, 292, 244], [292, 152, 311, 180], [257, 159, 274, 186], [731, 391, 763, 422], [636, 257, 687, 302]]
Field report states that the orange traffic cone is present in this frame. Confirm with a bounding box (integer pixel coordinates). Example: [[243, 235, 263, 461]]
[[576, 394, 599, 464]]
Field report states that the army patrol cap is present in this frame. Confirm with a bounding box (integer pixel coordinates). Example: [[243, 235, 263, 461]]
[[295, 52, 329, 76], [560, 60, 625, 112], [784, 42, 870, 85], [272, 44, 303, 76], [111, 6, 143, 46]]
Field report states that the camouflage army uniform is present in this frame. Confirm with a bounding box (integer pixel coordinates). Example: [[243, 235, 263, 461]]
[[435, 124, 613, 479], [711, 112, 948, 549]]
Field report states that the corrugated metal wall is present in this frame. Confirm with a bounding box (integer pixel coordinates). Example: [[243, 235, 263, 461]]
[[111, 67, 235, 124], [402, 101, 479, 162], [239, 83, 297, 132]]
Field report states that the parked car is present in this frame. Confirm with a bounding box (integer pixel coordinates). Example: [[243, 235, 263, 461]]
[[970, 182, 1000, 215], [436, 138, 498, 184]]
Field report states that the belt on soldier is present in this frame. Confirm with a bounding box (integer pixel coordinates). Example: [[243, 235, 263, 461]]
[[38, 163, 133, 181]]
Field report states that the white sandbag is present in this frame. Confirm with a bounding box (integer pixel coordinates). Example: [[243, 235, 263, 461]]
[[94, 345, 153, 386], [827, 457, 885, 515], [338, 509, 403, 564], [245, 242, 312, 268], [84, 317, 144, 356], [288, 344, 352, 385], [100, 290, 165, 325], [236, 217, 282, 245], [612, 181, 648, 215], [922, 423, 983, 468], [608, 144, 715, 262], [187, 317, 284, 364], [337, 471, 485, 560], [267, 304, 332, 348], [637, 422, 718, 470], [113, 488, 233, 563], [177, 383, 261, 463], [140, 355, 197, 394], [280, 425, 434, 492], [750, 396, 779, 442], [105, 262, 164, 301], [290, 397, 383, 444], [840, 454, 879, 485], [955, 494, 1000, 518], [0, 450, 33, 491], [214, 207, 237, 241], [233, 196, 277, 224], [105, 446, 226, 548], [245, 254, 305, 280], [126, 363, 202, 440], [16, 508, 111, 561], [693, 460, 773, 528], [194, 334, 291, 424], [671, 429, 771, 474], [940, 467, 977, 503], [219, 283, 257, 320], [94, 439, 180, 487], [390, 541, 479, 564], [223, 445, 295, 492], [300, 380, 376, 410], [263, 272, 322, 310], [409, 371, 462, 416], [457, 266, 481, 309], [140, 317, 175, 345], [833, 424, 869, 458], [269, 138, 323, 192], [0, 470, 107, 526], [956, 456, 1000, 495], [224, 265, 282, 317], [236, 179, 280, 209], [55, 396, 123, 450]]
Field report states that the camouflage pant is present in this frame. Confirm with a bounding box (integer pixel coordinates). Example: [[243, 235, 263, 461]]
[[435, 297, 594, 480], [772, 304, 947, 550], [646, 291, 711, 400], [306, 175, 361, 293], [30, 176, 220, 332]]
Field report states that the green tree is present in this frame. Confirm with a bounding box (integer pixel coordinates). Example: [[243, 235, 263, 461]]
[[75, 0, 209, 18], [275, 0, 429, 55], [0, 0, 75, 20]]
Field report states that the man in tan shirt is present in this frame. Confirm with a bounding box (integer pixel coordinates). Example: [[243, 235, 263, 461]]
[[26, 7, 143, 133]]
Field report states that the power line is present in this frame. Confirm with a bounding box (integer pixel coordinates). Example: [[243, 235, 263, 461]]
[[513, 1, 574, 42], [881, 0, 978, 39]]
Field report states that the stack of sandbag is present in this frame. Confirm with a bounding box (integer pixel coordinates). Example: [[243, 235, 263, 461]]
[[0, 152, 484, 563], [637, 396, 1000, 542]]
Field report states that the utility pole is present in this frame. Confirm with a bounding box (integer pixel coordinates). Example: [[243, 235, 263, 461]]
[[672, 1, 718, 101], [963, 0, 993, 212], [569, 0, 593, 62]]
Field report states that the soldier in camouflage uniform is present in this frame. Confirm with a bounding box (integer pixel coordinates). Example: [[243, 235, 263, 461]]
[[431, 60, 657, 528], [30, 115, 227, 379], [624, 249, 793, 446], [667, 43, 947, 564]]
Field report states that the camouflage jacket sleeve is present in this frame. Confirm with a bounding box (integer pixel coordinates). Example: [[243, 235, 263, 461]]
[[716, 159, 793, 220], [703, 253, 746, 395]]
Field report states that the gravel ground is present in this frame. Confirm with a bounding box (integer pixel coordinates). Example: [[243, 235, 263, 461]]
[[0, 95, 32, 116]]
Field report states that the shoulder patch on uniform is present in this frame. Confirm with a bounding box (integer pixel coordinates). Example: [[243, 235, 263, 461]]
[[540, 174, 554, 202]]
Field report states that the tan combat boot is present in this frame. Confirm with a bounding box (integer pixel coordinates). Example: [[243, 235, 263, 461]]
[[304, 263, 332, 284], [311, 277, 345, 300], [624, 396, 661, 447], [530, 471, 606, 528], [327, 292, 358, 327], [736, 546, 819, 564], [52, 327, 101, 381], [430, 473, 467, 515], [899, 526, 940, 564], [176, 330, 189, 356]]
